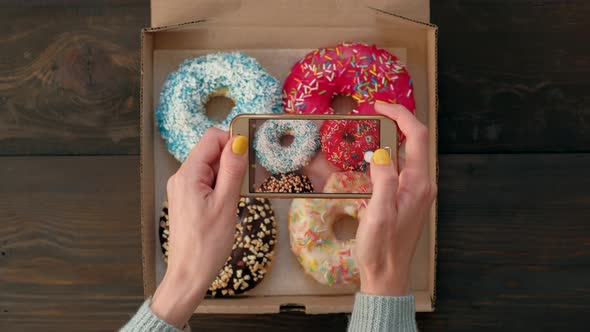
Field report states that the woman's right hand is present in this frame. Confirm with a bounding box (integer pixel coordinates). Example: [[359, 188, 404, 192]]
[[355, 101, 437, 296]]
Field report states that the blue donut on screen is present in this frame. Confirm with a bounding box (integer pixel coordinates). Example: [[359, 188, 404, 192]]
[[156, 52, 282, 162], [254, 119, 320, 174]]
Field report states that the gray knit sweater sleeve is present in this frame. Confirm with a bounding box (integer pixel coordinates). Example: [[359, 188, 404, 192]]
[[348, 293, 417, 332], [120, 300, 181, 332], [122, 294, 416, 331]]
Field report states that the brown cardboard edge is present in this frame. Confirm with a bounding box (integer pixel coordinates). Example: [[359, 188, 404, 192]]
[[367, 6, 437, 29], [144, 19, 207, 33], [427, 25, 439, 312], [140, 28, 157, 298], [192, 291, 433, 314], [372, 5, 438, 311], [145, 6, 434, 33]]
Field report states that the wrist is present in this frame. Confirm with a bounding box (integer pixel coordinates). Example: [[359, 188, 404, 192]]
[[360, 268, 410, 296], [150, 268, 208, 328]]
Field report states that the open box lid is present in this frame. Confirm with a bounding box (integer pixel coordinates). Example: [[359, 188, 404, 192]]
[[141, 0, 438, 314], [150, 0, 430, 27]]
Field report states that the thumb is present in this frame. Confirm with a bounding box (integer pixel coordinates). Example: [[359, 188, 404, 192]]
[[369, 148, 399, 209], [213, 135, 248, 204]]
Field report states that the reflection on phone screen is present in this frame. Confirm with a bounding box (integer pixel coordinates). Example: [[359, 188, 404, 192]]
[[249, 119, 380, 194]]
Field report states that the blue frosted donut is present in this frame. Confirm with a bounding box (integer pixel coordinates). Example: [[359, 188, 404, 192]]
[[254, 120, 320, 174], [156, 52, 282, 162]]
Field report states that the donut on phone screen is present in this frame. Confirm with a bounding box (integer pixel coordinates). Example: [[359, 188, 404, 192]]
[[253, 119, 320, 174], [320, 119, 380, 171]]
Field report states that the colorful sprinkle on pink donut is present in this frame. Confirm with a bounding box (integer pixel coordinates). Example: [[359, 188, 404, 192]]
[[282, 42, 416, 118], [320, 119, 380, 171]]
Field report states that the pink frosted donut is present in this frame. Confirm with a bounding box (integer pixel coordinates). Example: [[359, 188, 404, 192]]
[[283, 42, 416, 116], [320, 119, 380, 172]]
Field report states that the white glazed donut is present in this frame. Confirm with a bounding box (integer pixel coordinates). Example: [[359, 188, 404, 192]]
[[288, 171, 371, 286]]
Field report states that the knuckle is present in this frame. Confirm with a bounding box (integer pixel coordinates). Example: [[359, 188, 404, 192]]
[[430, 182, 438, 200], [166, 175, 177, 193], [379, 171, 399, 186], [220, 163, 243, 179], [203, 127, 227, 141], [204, 127, 222, 136], [415, 125, 429, 142], [413, 181, 433, 200]]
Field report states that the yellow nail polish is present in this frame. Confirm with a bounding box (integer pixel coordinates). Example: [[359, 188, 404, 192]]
[[375, 100, 388, 105], [232, 136, 248, 155], [373, 148, 391, 165]]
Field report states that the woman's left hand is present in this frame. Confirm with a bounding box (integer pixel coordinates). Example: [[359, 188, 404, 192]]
[[150, 128, 248, 328]]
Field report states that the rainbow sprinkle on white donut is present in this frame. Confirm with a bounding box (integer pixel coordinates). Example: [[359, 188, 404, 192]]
[[289, 171, 372, 287]]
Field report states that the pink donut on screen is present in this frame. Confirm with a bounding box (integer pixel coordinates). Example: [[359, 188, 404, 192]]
[[320, 119, 380, 172]]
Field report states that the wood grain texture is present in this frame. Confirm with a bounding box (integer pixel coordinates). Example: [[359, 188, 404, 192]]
[[190, 154, 589, 331], [2, 155, 589, 330], [432, 0, 590, 153], [419, 153, 590, 331], [0, 156, 144, 331], [2, 0, 590, 331], [0, 1, 149, 156]]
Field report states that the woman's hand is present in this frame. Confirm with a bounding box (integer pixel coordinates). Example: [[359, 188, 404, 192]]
[[150, 128, 248, 328], [355, 101, 437, 296]]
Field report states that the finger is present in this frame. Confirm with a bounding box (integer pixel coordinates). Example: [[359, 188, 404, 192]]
[[375, 101, 429, 174], [213, 135, 248, 205], [369, 148, 399, 210], [398, 155, 406, 170], [178, 128, 228, 179]]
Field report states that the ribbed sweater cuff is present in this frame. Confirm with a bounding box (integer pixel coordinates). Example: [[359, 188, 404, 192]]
[[120, 299, 182, 332], [348, 293, 417, 332]]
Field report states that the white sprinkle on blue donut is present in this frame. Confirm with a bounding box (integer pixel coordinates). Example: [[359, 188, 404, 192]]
[[254, 120, 320, 174], [156, 52, 282, 162]]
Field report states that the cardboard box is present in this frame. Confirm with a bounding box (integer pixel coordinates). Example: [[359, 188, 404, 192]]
[[140, 1, 437, 314]]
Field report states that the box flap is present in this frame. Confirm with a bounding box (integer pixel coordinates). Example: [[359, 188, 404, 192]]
[[143, 7, 435, 37], [151, 0, 430, 27]]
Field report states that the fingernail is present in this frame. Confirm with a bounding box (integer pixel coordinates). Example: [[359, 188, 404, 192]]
[[373, 148, 391, 165], [375, 100, 388, 105], [232, 136, 248, 155]]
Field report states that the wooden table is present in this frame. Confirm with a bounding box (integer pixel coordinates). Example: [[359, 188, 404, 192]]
[[1, 1, 588, 331]]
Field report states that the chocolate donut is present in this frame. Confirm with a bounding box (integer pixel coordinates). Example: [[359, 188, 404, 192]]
[[256, 172, 314, 193], [158, 197, 277, 296]]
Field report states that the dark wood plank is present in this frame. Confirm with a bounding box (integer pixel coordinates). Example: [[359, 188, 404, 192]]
[[419, 153, 590, 331], [0, 1, 149, 156], [433, 1, 590, 153], [0, 156, 144, 331], [188, 154, 590, 331], [3, 154, 589, 331], [4, 1, 590, 156]]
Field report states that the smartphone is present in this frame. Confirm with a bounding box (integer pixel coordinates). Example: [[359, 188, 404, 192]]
[[230, 114, 397, 198]]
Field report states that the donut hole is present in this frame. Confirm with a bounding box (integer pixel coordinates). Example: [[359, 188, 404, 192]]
[[343, 132, 356, 144], [333, 215, 359, 241], [279, 131, 295, 147], [332, 95, 358, 114], [205, 95, 235, 122]]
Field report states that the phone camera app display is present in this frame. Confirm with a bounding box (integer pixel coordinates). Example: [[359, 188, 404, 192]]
[[249, 118, 381, 194]]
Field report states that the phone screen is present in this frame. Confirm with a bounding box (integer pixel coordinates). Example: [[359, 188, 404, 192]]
[[249, 118, 382, 194]]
